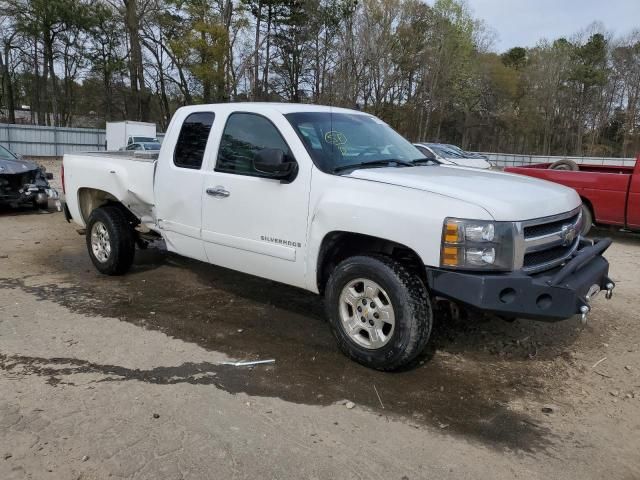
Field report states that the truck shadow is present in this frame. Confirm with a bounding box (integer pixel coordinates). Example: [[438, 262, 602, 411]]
[[8, 244, 597, 454], [129, 247, 587, 365]]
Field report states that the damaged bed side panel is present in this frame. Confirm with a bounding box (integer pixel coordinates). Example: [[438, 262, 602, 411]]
[[63, 152, 157, 227]]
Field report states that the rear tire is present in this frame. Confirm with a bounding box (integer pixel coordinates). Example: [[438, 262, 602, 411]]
[[580, 204, 593, 237], [85, 205, 135, 275], [325, 255, 432, 371]]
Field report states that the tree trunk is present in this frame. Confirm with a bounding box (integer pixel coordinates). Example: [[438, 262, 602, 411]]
[[160, 43, 192, 104], [124, 0, 150, 120], [261, 3, 272, 98], [44, 35, 59, 126], [0, 43, 16, 124], [219, 0, 232, 101], [253, 0, 263, 100], [33, 40, 45, 125]]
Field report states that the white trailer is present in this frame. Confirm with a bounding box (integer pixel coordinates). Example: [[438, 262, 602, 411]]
[[105, 121, 157, 151]]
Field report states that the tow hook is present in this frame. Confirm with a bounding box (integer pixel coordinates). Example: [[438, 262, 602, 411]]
[[579, 305, 590, 325], [605, 282, 615, 300], [580, 282, 614, 325]]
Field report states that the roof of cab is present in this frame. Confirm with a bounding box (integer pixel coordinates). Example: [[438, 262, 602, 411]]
[[177, 102, 367, 116]]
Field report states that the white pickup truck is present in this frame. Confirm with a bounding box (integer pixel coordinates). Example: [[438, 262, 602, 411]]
[[62, 103, 615, 370]]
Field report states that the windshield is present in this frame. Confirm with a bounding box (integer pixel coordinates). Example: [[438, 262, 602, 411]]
[[0, 144, 17, 160], [285, 112, 426, 173], [142, 143, 161, 150]]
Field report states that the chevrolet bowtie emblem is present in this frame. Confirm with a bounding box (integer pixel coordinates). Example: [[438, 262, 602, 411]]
[[561, 224, 576, 246]]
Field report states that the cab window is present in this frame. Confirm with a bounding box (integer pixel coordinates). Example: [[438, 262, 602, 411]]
[[174, 112, 215, 169]]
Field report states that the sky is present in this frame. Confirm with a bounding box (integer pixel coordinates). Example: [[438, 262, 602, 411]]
[[457, 0, 640, 52]]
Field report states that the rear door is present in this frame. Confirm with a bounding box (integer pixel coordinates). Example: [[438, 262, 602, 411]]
[[200, 108, 312, 288], [155, 110, 215, 262]]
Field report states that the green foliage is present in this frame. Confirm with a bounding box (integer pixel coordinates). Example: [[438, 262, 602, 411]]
[[569, 33, 608, 89], [166, 0, 230, 102], [501, 47, 527, 69], [0, 0, 639, 157]]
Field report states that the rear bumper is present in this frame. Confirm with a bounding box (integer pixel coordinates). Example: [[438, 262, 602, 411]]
[[426, 238, 614, 321]]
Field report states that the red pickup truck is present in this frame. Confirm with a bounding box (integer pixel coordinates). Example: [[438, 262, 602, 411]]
[[505, 156, 640, 235]]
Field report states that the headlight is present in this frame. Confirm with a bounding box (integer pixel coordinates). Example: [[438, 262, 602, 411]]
[[440, 218, 515, 271]]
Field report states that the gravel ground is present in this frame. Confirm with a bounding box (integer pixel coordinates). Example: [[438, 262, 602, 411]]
[[0, 193, 639, 479]]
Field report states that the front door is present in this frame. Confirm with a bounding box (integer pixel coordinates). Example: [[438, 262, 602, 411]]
[[200, 110, 312, 288]]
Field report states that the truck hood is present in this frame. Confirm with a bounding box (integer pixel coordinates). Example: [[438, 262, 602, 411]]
[[0, 157, 39, 175], [346, 165, 581, 221]]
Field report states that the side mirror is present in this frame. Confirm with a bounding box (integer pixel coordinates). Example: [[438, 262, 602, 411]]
[[253, 148, 297, 181]]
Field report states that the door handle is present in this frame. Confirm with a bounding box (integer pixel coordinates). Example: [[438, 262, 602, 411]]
[[206, 186, 230, 198]]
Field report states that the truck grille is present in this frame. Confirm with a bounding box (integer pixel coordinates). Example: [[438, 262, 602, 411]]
[[523, 242, 577, 268], [523, 212, 580, 238], [520, 208, 582, 273]]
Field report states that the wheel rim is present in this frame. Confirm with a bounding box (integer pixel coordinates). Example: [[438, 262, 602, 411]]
[[90, 221, 111, 263], [338, 278, 395, 350]]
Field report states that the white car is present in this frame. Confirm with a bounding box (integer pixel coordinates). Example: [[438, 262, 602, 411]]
[[62, 103, 614, 370], [413, 142, 493, 169]]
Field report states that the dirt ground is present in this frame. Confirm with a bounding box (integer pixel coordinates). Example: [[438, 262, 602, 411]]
[[0, 165, 639, 479]]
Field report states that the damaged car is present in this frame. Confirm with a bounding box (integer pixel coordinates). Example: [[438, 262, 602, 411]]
[[0, 144, 60, 209]]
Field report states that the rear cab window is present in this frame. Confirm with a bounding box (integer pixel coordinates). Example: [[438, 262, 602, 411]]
[[174, 112, 215, 169]]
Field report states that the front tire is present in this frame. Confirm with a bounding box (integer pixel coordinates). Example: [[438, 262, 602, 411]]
[[85, 205, 135, 275], [325, 255, 432, 371], [580, 204, 593, 237]]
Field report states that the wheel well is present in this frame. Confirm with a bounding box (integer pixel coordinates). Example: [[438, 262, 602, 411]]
[[580, 196, 595, 221], [316, 231, 425, 294], [78, 188, 137, 225]]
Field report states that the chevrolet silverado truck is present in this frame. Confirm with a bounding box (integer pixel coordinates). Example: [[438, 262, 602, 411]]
[[61, 103, 615, 370], [506, 158, 640, 236]]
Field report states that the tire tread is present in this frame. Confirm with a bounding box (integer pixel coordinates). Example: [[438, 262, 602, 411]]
[[86, 204, 135, 275], [326, 255, 432, 371]]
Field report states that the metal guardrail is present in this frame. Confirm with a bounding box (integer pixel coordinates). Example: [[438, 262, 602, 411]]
[[483, 153, 637, 167], [0, 123, 165, 157]]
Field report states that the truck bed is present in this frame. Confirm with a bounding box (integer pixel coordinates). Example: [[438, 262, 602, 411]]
[[508, 163, 634, 175], [63, 151, 157, 227], [505, 160, 639, 228]]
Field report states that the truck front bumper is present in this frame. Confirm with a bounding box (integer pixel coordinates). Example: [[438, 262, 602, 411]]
[[426, 238, 615, 322]]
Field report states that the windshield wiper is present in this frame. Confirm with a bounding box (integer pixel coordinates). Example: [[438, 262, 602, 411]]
[[334, 159, 415, 173]]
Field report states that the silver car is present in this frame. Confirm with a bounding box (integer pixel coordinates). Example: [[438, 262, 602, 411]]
[[413, 142, 492, 169]]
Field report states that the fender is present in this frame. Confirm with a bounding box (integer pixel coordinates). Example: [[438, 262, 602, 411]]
[[303, 173, 492, 292]]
